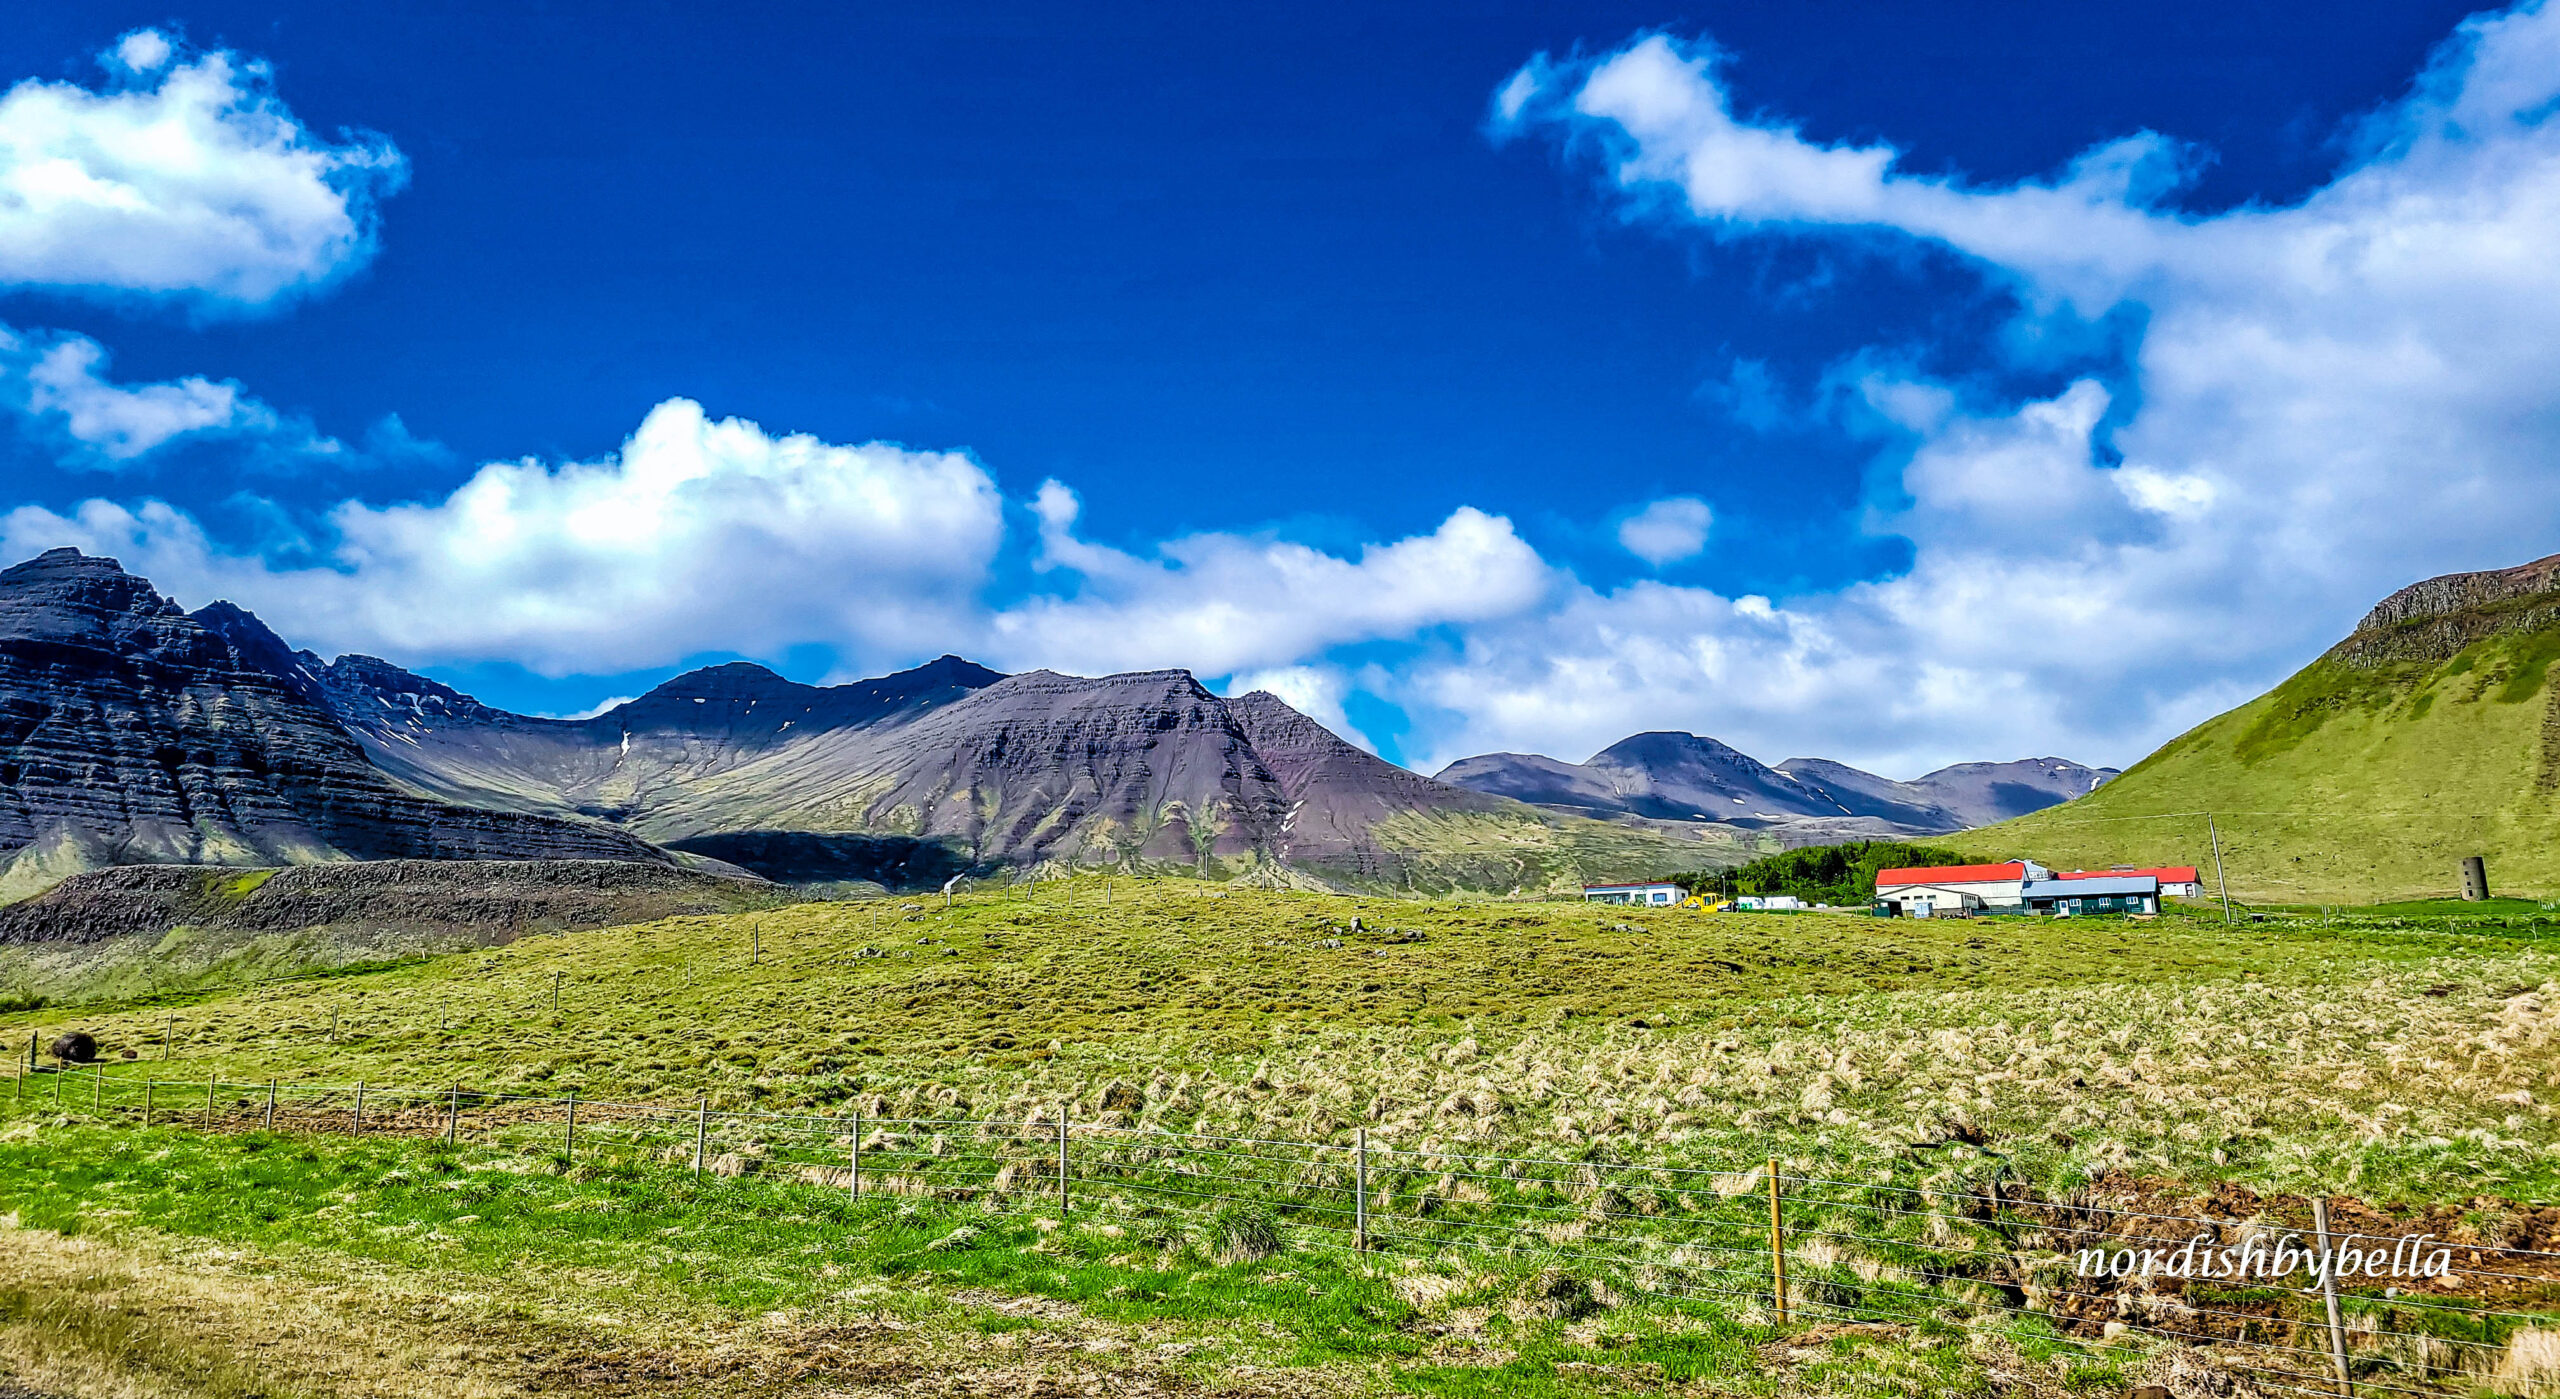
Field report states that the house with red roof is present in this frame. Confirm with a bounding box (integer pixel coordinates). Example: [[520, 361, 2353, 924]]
[[1872, 859, 2050, 917]]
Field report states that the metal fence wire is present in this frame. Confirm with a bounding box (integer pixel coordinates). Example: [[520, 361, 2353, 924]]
[[9, 1059, 2556, 1397]]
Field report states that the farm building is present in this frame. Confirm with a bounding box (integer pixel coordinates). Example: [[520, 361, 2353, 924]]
[[1872, 882, 1982, 918], [2022, 874, 2160, 916], [2060, 865, 2201, 897], [1583, 882, 1683, 906], [1873, 860, 2049, 914]]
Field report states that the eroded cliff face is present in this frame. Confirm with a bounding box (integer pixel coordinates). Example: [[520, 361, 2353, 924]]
[[0, 549, 669, 897], [2337, 551, 2560, 667]]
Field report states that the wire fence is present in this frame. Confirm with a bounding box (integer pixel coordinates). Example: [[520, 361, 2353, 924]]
[[9, 1058, 2558, 1397]]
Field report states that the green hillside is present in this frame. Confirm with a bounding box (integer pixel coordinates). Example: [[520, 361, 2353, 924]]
[[1990, 564, 2560, 903]]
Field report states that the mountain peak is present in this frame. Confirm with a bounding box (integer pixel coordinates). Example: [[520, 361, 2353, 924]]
[[7, 546, 126, 575], [0, 545, 193, 650], [643, 660, 799, 699]]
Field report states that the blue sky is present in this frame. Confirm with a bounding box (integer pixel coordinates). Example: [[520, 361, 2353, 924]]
[[0, 1, 2549, 776]]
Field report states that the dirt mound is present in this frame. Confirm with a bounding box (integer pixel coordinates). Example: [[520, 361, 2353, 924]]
[[0, 859, 795, 947]]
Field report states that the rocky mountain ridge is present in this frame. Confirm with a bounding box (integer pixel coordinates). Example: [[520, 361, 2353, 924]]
[[1436, 733, 2113, 833], [0, 549, 670, 901], [0, 547, 2104, 900]]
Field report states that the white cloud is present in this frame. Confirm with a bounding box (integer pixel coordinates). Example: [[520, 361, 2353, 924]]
[[14, 2, 2560, 783], [112, 31, 174, 77], [1418, 0, 2560, 772], [536, 695, 637, 722], [0, 399, 1007, 675], [1223, 664, 1371, 750], [0, 324, 398, 470], [0, 29, 404, 311], [0, 326, 326, 464], [1616, 496, 1712, 565], [986, 481, 1553, 677]]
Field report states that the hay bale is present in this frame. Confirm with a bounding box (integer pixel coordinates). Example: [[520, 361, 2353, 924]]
[[48, 1031, 96, 1064], [1098, 1079, 1145, 1114]]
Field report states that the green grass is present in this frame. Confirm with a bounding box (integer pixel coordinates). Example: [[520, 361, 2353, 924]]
[[0, 1115, 2093, 1397], [9, 881, 2560, 1392], [8, 878, 2559, 1200]]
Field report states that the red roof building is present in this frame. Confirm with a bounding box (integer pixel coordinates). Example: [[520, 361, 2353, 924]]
[[1876, 862, 2026, 887]]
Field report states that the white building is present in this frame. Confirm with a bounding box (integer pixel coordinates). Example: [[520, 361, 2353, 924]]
[[1583, 882, 1683, 907]]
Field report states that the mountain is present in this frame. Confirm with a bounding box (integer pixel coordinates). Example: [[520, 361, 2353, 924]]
[[301, 647, 1733, 892], [312, 649, 1002, 825], [1437, 733, 1849, 821], [0, 547, 1750, 897], [1776, 756, 2115, 829], [1989, 551, 2560, 901], [1437, 733, 2113, 833], [0, 549, 671, 900]]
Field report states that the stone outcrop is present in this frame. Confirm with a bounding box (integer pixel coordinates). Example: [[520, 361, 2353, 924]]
[[2336, 551, 2560, 668]]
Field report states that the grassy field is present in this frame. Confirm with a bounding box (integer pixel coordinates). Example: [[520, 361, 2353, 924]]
[[5, 877, 2560, 1395]]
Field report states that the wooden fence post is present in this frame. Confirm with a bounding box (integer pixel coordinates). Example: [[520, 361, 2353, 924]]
[[849, 1111, 861, 1198], [1355, 1128, 1369, 1253], [92, 1063, 103, 1111], [205, 1077, 216, 1127], [264, 1080, 276, 1130], [2312, 1197, 2354, 1397], [446, 1084, 459, 1144], [1056, 1106, 1070, 1214], [564, 1092, 577, 1162], [142, 1079, 153, 1127], [1768, 1157, 1789, 1329], [353, 1081, 365, 1132], [693, 1098, 708, 1178]]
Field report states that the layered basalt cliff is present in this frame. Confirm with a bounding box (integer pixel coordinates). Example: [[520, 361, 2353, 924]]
[[0, 549, 668, 897]]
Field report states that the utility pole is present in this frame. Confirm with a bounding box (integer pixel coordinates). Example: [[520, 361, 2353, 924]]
[[2207, 814, 2235, 925]]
